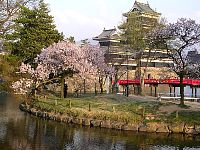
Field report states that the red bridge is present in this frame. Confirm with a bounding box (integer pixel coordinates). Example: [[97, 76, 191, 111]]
[[117, 79, 200, 86]]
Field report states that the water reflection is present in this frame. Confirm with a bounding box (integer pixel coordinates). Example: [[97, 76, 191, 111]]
[[0, 94, 200, 150]]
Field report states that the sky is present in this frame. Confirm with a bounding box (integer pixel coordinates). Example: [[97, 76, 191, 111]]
[[45, 0, 200, 41]]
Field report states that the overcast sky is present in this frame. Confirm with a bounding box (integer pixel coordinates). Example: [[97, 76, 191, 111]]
[[45, 0, 200, 41]]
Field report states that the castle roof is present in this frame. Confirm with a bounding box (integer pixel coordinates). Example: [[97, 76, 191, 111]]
[[93, 28, 120, 41], [124, 1, 160, 16]]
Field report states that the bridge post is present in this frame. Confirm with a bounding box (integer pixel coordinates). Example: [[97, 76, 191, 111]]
[[150, 85, 152, 96], [173, 86, 176, 97], [136, 85, 139, 95], [191, 86, 194, 97], [169, 86, 172, 97], [154, 85, 158, 97], [195, 87, 197, 98]]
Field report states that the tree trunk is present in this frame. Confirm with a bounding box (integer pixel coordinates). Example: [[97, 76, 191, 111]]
[[140, 76, 145, 96], [112, 71, 118, 93], [138, 49, 152, 96], [179, 73, 184, 105], [94, 82, 97, 95], [106, 76, 110, 94], [61, 76, 65, 99], [109, 76, 112, 93], [83, 78, 86, 94], [99, 77, 103, 94], [140, 66, 149, 96], [136, 59, 143, 95]]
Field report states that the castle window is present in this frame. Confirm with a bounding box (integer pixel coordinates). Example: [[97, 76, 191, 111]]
[[133, 8, 139, 12], [100, 42, 109, 46]]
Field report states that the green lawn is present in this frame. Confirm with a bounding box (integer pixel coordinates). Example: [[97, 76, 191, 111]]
[[32, 93, 200, 124]]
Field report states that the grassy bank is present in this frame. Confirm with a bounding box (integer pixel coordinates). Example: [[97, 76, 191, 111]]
[[31, 93, 200, 124]]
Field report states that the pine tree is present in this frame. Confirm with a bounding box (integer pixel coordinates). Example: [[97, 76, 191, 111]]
[[34, 0, 64, 48], [6, 0, 64, 63]]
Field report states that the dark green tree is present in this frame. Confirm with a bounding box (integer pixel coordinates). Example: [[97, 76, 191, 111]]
[[66, 36, 75, 43], [119, 14, 165, 95], [6, 0, 64, 62], [119, 15, 158, 95]]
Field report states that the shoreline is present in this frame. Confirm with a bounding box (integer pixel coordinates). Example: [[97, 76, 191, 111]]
[[19, 102, 200, 135]]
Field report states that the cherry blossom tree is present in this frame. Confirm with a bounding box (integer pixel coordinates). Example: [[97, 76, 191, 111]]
[[11, 78, 33, 95], [12, 41, 114, 98], [148, 18, 200, 105], [81, 44, 115, 93]]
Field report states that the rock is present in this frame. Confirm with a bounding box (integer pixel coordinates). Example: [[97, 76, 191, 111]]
[[82, 118, 90, 126], [139, 124, 147, 132], [90, 120, 102, 127], [146, 122, 158, 132], [37, 111, 42, 117], [62, 116, 71, 123], [185, 128, 198, 135], [182, 124, 198, 135], [46, 113, 51, 119], [185, 124, 195, 129], [121, 123, 138, 131], [195, 125, 200, 134], [55, 115, 62, 122], [48, 113, 53, 119], [156, 123, 170, 133], [19, 102, 200, 134], [31, 108, 37, 116], [19, 104, 25, 111], [67, 117, 73, 123], [111, 121, 123, 130], [72, 118, 82, 125], [43, 112, 48, 118], [101, 120, 111, 128], [168, 123, 185, 133]]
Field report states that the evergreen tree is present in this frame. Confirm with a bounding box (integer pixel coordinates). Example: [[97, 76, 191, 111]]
[[6, 0, 64, 62], [118, 3, 163, 95], [119, 13, 159, 51]]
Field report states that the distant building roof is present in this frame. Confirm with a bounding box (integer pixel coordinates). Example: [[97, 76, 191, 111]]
[[187, 50, 200, 64], [124, 1, 160, 16], [93, 28, 120, 42]]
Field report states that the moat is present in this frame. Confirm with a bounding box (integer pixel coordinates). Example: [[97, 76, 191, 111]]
[[0, 92, 200, 150]]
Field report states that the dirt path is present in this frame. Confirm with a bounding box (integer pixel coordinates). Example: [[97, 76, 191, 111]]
[[158, 100, 200, 113], [129, 94, 200, 114]]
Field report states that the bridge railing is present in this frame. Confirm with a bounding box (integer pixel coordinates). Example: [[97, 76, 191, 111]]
[[117, 78, 200, 86]]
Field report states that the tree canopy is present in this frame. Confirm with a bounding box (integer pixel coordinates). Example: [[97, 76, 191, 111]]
[[6, 0, 63, 62], [0, 0, 38, 50], [149, 18, 200, 105], [12, 41, 114, 98]]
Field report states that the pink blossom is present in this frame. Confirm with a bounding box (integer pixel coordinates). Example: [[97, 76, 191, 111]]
[[12, 41, 114, 94]]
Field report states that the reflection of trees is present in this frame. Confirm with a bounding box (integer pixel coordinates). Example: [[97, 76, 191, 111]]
[[0, 96, 200, 149], [1, 95, 68, 150], [65, 129, 126, 150], [4, 114, 70, 150], [3, 118, 200, 150]]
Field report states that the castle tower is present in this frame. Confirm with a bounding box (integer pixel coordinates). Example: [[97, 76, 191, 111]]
[[122, 1, 161, 32], [93, 1, 172, 81]]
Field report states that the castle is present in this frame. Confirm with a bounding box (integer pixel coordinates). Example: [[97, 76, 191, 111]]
[[93, 1, 174, 81]]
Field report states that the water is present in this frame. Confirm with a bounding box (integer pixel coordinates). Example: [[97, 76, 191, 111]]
[[143, 85, 200, 97], [0, 93, 200, 150]]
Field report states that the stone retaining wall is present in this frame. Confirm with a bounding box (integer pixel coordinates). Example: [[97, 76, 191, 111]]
[[19, 103, 200, 135]]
